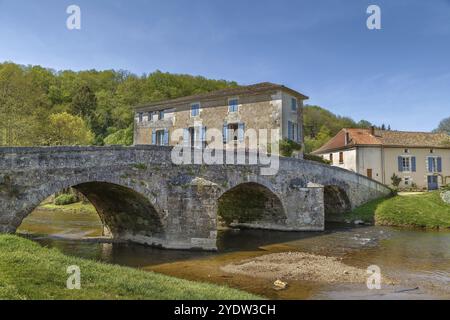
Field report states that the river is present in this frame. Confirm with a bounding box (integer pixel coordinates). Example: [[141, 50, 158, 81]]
[[17, 207, 450, 300]]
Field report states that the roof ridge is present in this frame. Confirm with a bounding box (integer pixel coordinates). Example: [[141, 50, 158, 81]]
[[134, 82, 308, 110]]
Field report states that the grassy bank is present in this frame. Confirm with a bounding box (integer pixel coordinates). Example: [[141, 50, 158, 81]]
[[343, 192, 450, 229], [39, 202, 97, 214], [0, 235, 260, 300]]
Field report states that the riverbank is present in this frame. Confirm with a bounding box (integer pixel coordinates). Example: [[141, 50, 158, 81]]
[[39, 202, 97, 214], [0, 235, 259, 300], [341, 191, 450, 229]]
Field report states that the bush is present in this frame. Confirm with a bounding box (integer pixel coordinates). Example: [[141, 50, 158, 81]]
[[279, 139, 302, 157], [390, 173, 402, 188], [304, 153, 331, 164], [54, 194, 77, 206]]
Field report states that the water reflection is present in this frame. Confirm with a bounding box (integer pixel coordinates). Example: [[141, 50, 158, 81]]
[[17, 208, 450, 299]]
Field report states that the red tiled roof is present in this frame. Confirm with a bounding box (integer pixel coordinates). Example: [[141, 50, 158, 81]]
[[312, 128, 450, 154]]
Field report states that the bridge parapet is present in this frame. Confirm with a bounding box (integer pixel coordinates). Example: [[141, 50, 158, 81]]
[[0, 146, 391, 250]]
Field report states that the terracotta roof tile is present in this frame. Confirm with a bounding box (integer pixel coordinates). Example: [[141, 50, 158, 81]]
[[313, 128, 450, 154]]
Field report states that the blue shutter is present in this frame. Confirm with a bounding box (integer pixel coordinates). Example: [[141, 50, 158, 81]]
[[238, 123, 245, 142], [428, 157, 433, 172], [398, 156, 403, 172], [411, 157, 416, 172], [288, 121, 292, 140], [202, 126, 207, 142], [437, 157, 442, 172], [151, 130, 156, 145], [296, 124, 300, 142], [163, 129, 169, 146], [223, 123, 228, 143]]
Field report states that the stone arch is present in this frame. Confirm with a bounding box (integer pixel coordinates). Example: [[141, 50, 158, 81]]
[[217, 182, 287, 230], [11, 177, 165, 241], [323, 185, 351, 221]]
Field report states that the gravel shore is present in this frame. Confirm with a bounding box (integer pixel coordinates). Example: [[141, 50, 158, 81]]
[[221, 251, 370, 284]]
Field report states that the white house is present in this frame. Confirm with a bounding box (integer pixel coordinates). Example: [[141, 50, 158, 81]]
[[312, 127, 450, 190]]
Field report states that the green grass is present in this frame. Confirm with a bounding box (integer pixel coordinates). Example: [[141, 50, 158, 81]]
[[0, 235, 260, 300], [344, 192, 450, 229], [40, 202, 97, 214]]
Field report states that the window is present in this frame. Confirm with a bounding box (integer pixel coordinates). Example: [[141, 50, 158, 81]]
[[228, 98, 239, 113], [156, 130, 165, 146], [223, 122, 245, 144], [191, 103, 200, 117], [291, 97, 297, 111], [287, 121, 296, 141], [402, 157, 411, 171], [228, 123, 239, 141], [428, 157, 441, 173], [138, 112, 143, 123], [158, 110, 165, 120], [329, 154, 333, 163], [339, 152, 344, 164], [148, 112, 153, 121], [404, 149, 409, 154], [430, 149, 434, 154], [404, 177, 410, 185]]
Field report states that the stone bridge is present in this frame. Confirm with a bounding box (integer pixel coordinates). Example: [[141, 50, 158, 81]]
[[0, 146, 391, 250]]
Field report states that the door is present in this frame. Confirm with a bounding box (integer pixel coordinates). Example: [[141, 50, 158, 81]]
[[367, 169, 373, 179], [427, 175, 438, 190]]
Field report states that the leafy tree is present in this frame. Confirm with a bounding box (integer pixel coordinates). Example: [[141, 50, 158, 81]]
[[44, 112, 94, 146], [304, 125, 332, 153], [70, 85, 97, 119], [434, 117, 450, 134], [104, 126, 133, 146]]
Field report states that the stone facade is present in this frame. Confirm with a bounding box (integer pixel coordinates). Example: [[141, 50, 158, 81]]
[[133, 83, 305, 152], [0, 146, 391, 250]]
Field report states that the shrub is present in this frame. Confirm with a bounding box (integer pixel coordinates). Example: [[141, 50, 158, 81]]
[[279, 139, 302, 157], [54, 194, 77, 206], [390, 173, 402, 188], [304, 153, 331, 164]]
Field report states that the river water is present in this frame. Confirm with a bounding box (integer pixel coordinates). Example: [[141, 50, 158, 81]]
[[17, 208, 450, 300]]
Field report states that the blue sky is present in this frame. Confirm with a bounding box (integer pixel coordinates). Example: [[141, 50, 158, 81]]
[[0, 0, 449, 131]]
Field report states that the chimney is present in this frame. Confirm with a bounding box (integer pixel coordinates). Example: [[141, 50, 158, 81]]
[[345, 131, 350, 145], [370, 126, 375, 136]]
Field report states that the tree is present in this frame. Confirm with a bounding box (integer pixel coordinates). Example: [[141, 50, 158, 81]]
[[44, 112, 94, 146], [434, 117, 450, 134], [70, 85, 97, 120], [304, 125, 332, 153], [104, 126, 133, 146], [0, 63, 46, 146]]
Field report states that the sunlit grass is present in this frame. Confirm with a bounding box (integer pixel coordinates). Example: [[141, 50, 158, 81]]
[[344, 192, 450, 229], [0, 235, 260, 300]]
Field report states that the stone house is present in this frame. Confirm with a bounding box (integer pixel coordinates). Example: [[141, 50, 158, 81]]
[[312, 127, 450, 190], [133, 82, 308, 151]]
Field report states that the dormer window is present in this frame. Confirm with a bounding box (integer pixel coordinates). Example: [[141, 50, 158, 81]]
[[228, 98, 239, 113], [191, 103, 200, 117]]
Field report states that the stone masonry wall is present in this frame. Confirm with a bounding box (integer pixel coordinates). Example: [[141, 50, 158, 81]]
[[0, 146, 391, 250]]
